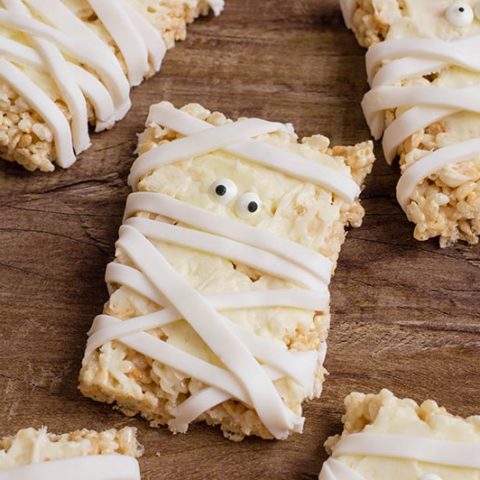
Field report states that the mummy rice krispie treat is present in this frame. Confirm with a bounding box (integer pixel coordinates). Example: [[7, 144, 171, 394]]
[[319, 390, 480, 480], [341, 0, 480, 246], [79, 102, 375, 441], [0, 0, 223, 172], [0, 426, 142, 479]]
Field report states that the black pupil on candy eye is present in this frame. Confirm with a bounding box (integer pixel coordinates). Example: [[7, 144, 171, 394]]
[[215, 184, 227, 196], [459, 7, 465, 12], [247, 201, 258, 213]]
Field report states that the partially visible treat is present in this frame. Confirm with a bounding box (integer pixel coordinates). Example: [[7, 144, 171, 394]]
[[79, 101, 375, 441], [0, 426, 142, 479], [320, 389, 480, 479], [341, 0, 480, 246], [0, 0, 223, 172]]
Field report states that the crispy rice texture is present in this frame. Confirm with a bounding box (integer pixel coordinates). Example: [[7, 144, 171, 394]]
[[0, 427, 142, 470], [0, 0, 217, 172], [325, 389, 480, 455], [79, 102, 375, 441], [347, 0, 480, 246]]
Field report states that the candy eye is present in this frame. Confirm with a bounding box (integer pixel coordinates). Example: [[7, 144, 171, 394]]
[[445, 2, 474, 26], [209, 178, 237, 205], [235, 192, 262, 217]]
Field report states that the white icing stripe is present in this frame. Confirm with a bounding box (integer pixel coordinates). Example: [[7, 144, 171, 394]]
[[0, 9, 129, 108], [85, 103, 357, 438], [171, 342, 326, 434], [371, 57, 445, 89], [125, 217, 325, 290], [362, 85, 480, 139], [129, 118, 290, 185], [0, 0, 187, 167], [382, 106, 453, 165], [117, 224, 304, 439], [116, 0, 166, 72], [360, 32, 480, 212], [4, 0, 90, 154], [134, 103, 360, 202], [319, 458, 366, 480], [89, 313, 318, 390], [365, 36, 480, 84], [0, 455, 140, 480], [332, 433, 480, 469], [89, 314, 304, 432], [87, 0, 149, 87], [125, 192, 333, 284], [0, 58, 75, 167], [397, 138, 480, 210], [104, 263, 329, 311], [0, 36, 116, 129]]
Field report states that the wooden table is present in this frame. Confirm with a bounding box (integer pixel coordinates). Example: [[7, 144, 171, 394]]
[[0, 1, 479, 479]]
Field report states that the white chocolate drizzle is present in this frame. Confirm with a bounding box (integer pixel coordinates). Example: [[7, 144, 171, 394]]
[[84, 102, 360, 439], [0, 0, 222, 168], [319, 432, 480, 479], [0, 455, 140, 480], [341, 2, 480, 213]]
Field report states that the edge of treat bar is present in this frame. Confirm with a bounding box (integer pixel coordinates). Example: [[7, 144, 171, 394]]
[[0, 1, 223, 172], [79, 101, 375, 441]]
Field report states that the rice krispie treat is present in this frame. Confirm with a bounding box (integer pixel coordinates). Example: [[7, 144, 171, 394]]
[[79, 101, 375, 441], [0, 0, 223, 172], [0, 426, 142, 479], [319, 389, 480, 479], [341, 0, 480, 246]]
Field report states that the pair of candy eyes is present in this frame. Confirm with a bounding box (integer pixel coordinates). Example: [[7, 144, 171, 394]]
[[446, 2, 480, 27], [209, 178, 261, 216]]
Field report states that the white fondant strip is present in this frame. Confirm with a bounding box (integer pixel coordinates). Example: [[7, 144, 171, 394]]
[[125, 192, 333, 284], [0, 455, 141, 480], [332, 432, 480, 469], [136, 103, 360, 202], [397, 138, 480, 210], [116, 224, 303, 439]]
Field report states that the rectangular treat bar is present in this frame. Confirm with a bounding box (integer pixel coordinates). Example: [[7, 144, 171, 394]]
[[79, 101, 375, 441], [0, 426, 142, 479], [0, 0, 223, 172], [342, 0, 480, 246], [319, 389, 480, 479]]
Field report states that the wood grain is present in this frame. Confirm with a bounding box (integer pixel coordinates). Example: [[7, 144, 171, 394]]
[[0, 1, 479, 479]]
